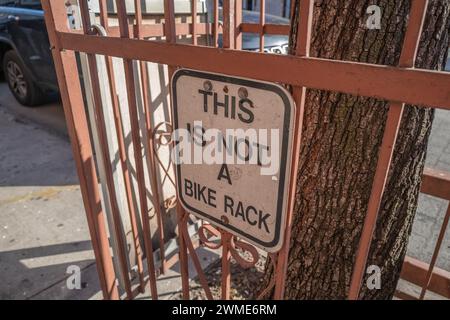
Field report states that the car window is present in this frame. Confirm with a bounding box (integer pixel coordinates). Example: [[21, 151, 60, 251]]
[[18, 0, 42, 10], [0, 0, 19, 7]]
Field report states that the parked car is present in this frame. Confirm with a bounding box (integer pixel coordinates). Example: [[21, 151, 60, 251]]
[[0, 2, 288, 107], [0, 0, 57, 106]]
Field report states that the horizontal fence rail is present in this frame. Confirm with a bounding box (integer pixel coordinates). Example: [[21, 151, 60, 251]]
[[55, 32, 450, 110]]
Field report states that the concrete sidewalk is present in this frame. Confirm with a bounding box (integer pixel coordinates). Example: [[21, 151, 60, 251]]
[[0, 103, 98, 299]]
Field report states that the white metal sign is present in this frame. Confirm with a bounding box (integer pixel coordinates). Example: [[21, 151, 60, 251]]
[[172, 69, 294, 252]]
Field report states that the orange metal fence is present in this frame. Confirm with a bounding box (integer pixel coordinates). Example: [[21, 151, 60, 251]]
[[41, 0, 450, 300], [396, 168, 450, 300]]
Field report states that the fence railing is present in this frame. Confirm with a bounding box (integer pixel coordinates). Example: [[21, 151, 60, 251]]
[[396, 168, 450, 300], [41, 0, 450, 300]]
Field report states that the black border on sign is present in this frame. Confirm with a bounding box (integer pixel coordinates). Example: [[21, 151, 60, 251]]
[[172, 69, 292, 250]]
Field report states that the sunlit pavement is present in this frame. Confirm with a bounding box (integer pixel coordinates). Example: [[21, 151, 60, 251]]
[[0, 97, 101, 299]]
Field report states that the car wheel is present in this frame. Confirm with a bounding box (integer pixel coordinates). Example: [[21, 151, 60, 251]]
[[3, 50, 44, 107]]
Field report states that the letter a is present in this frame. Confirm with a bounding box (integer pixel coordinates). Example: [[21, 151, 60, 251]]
[[217, 164, 232, 185], [66, 265, 81, 290]]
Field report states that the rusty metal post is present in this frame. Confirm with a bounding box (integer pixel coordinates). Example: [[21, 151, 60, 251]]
[[78, 0, 133, 298], [41, 0, 119, 299], [218, 0, 236, 300], [234, 0, 242, 49], [273, 0, 313, 300], [213, 0, 219, 47], [221, 231, 232, 300], [191, 0, 197, 45], [97, 0, 146, 292], [259, 0, 265, 52], [181, 221, 214, 299], [348, 0, 429, 300], [163, 0, 190, 298], [223, 0, 235, 49], [164, 0, 177, 78], [115, 0, 159, 299], [177, 208, 190, 299], [134, 0, 168, 276]]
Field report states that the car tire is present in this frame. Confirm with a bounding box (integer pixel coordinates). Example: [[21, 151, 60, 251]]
[[3, 50, 45, 107]]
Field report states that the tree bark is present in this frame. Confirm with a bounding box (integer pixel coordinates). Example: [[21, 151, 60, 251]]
[[260, 0, 449, 299]]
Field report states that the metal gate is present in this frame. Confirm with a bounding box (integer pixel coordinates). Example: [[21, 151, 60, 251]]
[[41, 0, 450, 300]]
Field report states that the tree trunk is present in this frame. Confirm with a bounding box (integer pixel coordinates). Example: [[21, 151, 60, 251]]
[[260, 0, 449, 299]]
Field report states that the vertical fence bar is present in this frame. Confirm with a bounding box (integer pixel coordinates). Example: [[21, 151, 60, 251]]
[[223, 0, 235, 49], [181, 215, 214, 299], [221, 231, 232, 300], [98, 0, 145, 292], [115, 0, 159, 299], [191, 0, 197, 45], [219, 0, 236, 300], [290, 0, 296, 18], [177, 208, 190, 299], [259, 0, 265, 52], [163, 0, 190, 299], [164, 0, 177, 77], [234, 0, 242, 50], [348, 0, 429, 300], [213, 0, 219, 47], [79, 0, 133, 299], [419, 204, 450, 299], [273, 0, 313, 300], [134, 0, 168, 276], [41, 0, 119, 299]]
